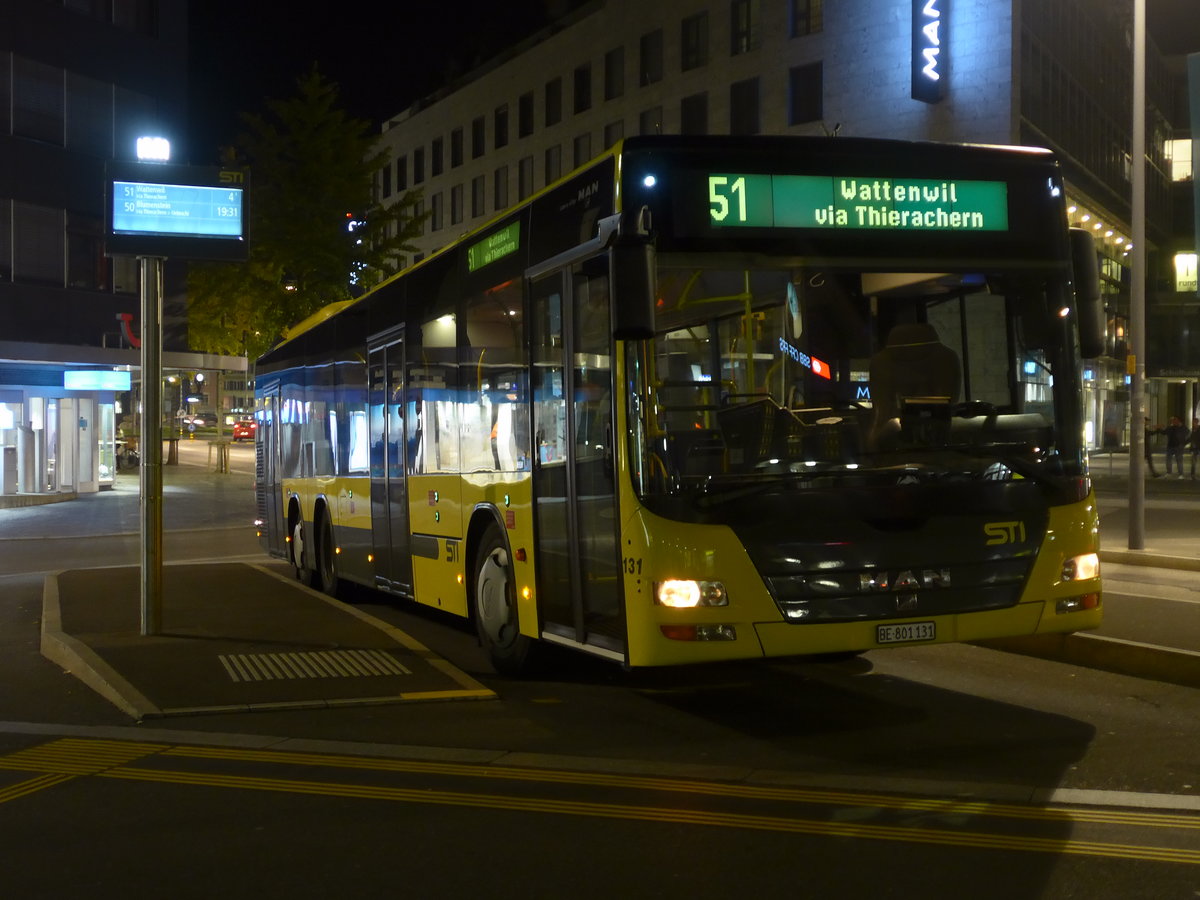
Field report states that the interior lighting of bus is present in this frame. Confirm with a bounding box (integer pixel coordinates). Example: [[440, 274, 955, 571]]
[[708, 174, 1008, 231]]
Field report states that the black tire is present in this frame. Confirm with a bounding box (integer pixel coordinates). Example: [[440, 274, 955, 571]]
[[473, 524, 534, 675], [289, 513, 308, 582], [314, 509, 339, 597]]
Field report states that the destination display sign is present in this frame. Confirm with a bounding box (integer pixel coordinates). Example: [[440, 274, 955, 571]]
[[707, 173, 1009, 233], [467, 221, 520, 272]]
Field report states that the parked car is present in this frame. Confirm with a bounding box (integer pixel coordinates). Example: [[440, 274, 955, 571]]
[[232, 419, 257, 441]]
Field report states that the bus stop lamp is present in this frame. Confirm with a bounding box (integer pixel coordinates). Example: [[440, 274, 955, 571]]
[[136, 136, 170, 162]]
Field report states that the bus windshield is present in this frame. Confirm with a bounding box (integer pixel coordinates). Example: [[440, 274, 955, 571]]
[[628, 255, 1081, 504]]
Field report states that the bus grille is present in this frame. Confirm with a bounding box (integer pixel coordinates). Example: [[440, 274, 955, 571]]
[[763, 557, 1031, 624]]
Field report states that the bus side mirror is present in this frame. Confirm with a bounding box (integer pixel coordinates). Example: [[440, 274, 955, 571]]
[[1070, 227, 1105, 359], [610, 208, 656, 341]]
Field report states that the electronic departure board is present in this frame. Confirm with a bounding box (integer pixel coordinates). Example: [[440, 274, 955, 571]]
[[104, 162, 249, 260]]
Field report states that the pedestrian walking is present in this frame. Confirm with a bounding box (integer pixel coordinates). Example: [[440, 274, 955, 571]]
[[1188, 417, 1200, 479], [1144, 417, 1162, 477], [1164, 416, 1188, 477]]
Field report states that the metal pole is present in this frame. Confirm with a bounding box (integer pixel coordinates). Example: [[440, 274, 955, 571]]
[[139, 256, 164, 634], [1128, 0, 1146, 550]]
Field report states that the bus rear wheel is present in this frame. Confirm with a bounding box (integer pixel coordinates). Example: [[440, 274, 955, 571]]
[[473, 524, 534, 675], [314, 510, 338, 597]]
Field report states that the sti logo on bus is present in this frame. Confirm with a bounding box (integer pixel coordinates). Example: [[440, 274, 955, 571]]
[[912, 0, 945, 104], [984, 521, 1027, 545]]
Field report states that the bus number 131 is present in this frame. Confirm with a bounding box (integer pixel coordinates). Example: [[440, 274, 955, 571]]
[[709, 175, 747, 223]]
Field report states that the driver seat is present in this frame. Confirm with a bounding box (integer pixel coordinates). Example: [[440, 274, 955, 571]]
[[869, 323, 961, 448]]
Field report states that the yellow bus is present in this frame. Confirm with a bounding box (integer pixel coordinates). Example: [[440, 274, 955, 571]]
[[255, 135, 1104, 673]]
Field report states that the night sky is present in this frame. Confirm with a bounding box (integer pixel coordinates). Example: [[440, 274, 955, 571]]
[[185, 1, 565, 162], [185, 1, 1200, 165]]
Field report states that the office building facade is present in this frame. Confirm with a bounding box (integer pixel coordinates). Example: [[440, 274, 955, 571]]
[[376, 0, 1196, 450]]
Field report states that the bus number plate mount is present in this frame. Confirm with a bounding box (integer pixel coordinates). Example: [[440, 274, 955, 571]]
[[876, 621, 936, 644]]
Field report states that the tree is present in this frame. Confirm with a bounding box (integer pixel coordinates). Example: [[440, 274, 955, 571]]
[[188, 67, 427, 358]]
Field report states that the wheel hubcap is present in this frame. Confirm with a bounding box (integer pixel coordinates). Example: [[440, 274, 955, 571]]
[[478, 547, 512, 645]]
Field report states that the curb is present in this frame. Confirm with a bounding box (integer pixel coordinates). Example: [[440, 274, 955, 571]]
[[1098, 549, 1200, 572], [977, 632, 1200, 690]]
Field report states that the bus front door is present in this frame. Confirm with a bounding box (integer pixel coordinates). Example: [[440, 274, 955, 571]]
[[368, 335, 412, 595], [530, 259, 625, 659]]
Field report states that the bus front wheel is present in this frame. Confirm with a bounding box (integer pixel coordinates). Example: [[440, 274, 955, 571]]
[[290, 516, 308, 582], [473, 525, 534, 675]]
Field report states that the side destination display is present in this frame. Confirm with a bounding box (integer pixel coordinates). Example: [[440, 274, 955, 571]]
[[708, 173, 1009, 232]]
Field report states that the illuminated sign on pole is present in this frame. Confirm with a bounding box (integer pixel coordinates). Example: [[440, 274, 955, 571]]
[[912, 0, 946, 104], [104, 161, 249, 261]]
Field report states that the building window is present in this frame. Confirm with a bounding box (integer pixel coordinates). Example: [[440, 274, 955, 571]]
[[603, 120, 624, 148], [1167, 139, 1193, 181], [494, 165, 509, 211], [471, 175, 486, 218], [518, 155, 534, 200], [788, 62, 823, 125], [66, 71, 112, 157], [431, 137, 444, 176], [519, 91, 534, 138], [680, 92, 708, 135], [0, 199, 11, 282], [640, 29, 664, 86], [573, 63, 592, 114], [545, 144, 562, 183], [0, 53, 10, 136], [451, 127, 464, 167], [450, 184, 463, 226], [14, 57, 64, 145], [413, 147, 425, 185], [471, 116, 486, 158], [639, 107, 663, 136], [681, 12, 709, 71], [381, 165, 392, 199], [545, 77, 562, 127], [604, 47, 624, 101], [573, 133, 592, 168], [430, 192, 443, 232], [494, 104, 509, 149], [790, 0, 823, 36], [13, 202, 63, 286], [729, 78, 759, 134], [67, 211, 104, 291], [397, 155, 408, 191], [730, 0, 761, 56]]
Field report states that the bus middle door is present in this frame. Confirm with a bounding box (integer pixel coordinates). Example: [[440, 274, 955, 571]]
[[530, 257, 625, 659], [367, 335, 412, 595]]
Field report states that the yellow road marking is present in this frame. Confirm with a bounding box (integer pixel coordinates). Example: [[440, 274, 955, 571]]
[[2, 737, 1198, 865], [0, 773, 76, 804], [162, 744, 1200, 832], [100, 765, 1200, 865]]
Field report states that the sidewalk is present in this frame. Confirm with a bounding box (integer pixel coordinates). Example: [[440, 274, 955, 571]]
[[23, 451, 1200, 724]]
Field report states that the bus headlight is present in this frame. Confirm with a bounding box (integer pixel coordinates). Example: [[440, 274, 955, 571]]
[[1061, 552, 1100, 582], [655, 580, 728, 608]]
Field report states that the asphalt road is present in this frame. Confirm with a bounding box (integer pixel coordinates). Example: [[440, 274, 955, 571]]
[[0, 442, 1198, 897]]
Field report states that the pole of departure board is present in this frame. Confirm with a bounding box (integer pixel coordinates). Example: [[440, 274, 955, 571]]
[[1128, 0, 1146, 550], [139, 255, 163, 635]]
